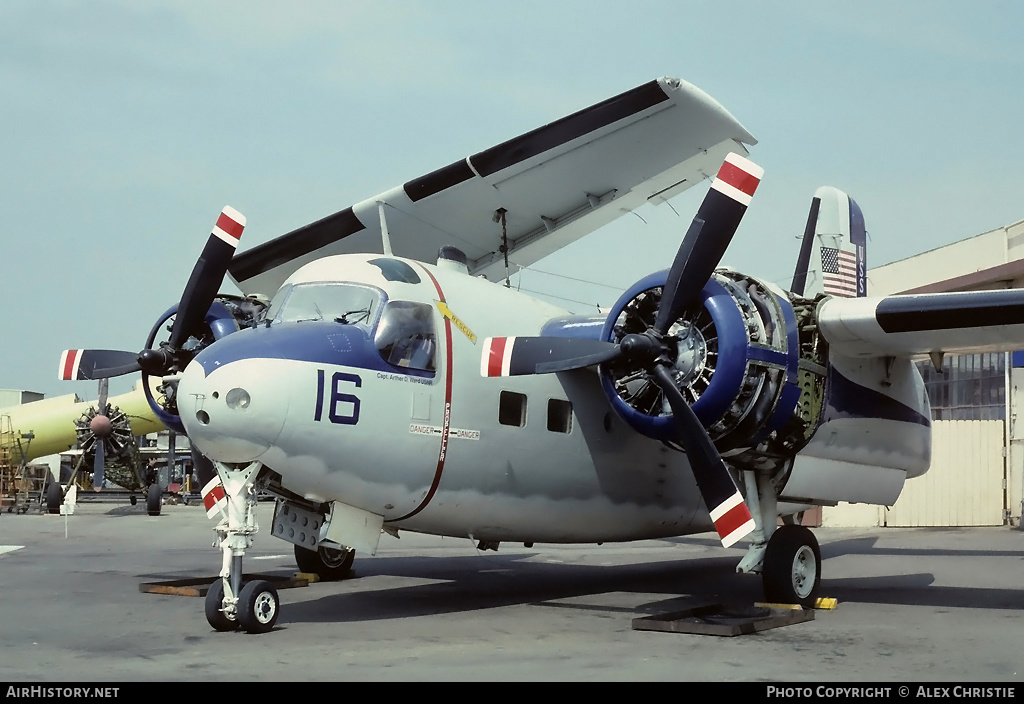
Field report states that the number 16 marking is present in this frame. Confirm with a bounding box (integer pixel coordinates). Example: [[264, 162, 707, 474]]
[[314, 370, 361, 425]]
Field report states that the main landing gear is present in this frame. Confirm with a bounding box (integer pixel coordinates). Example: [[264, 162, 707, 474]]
[[737, 469, 823, 608], [202, 460, 280, 634], [294, 543, 355, 581]]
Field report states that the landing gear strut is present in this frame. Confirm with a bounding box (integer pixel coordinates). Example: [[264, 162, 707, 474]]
[[203, 460, 280, 634], [736, 469, 822, 607]]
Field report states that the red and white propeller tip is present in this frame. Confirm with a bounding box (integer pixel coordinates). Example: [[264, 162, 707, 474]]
[[59, 349, 82, 381], [710, 153, 763, 207], [211, 205, 246, 248], [481, 337, 515, 377], [709, 491, 755, 547]]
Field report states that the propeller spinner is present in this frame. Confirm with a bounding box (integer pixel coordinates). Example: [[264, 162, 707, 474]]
[[480, 153, 762, 547]]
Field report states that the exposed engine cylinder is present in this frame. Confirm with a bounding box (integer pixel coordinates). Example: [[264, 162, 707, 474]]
[[600, 270, 802, 455]]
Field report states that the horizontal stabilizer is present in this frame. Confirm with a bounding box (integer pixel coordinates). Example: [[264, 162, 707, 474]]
[[228, 77, 756, 297], [818, 289, 1024, 358]]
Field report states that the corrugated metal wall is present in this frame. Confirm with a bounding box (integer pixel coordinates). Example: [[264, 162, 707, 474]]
[[884, 420, 1005, 526]]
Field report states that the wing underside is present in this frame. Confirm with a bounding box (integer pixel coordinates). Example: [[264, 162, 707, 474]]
[[818, 289, 1024, 358], [228, 77, 757, 297]]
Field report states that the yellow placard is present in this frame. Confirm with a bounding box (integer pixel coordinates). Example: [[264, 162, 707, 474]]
[[436, 301, 477, 343]]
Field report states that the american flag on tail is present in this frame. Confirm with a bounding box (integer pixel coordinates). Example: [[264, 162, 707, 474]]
[[821, 245, 859, 297]]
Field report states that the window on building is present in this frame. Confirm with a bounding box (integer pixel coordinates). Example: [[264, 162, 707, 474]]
[[916, 352, 1006, 421], [547, 399, 573, 434], [498, 391, 527, 427]]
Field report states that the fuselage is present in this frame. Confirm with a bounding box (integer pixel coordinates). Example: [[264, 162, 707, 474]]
[[177, 253, 932, 543]]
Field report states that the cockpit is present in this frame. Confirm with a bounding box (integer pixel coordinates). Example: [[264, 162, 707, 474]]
[[266, 282, 437, 374]]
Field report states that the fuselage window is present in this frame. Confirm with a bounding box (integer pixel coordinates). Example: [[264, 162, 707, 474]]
[[498, 391, 527, 427], [547, 398, 572, 434], [374, 300, 437, 373]]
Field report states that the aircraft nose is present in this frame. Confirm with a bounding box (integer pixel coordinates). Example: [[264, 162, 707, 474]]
[[177, 355, 288, 464]]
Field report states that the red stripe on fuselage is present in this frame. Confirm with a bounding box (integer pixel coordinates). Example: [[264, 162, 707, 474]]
[[392, 264, 454, 523], [487, 337, 507, 377], [716, 161, 760, 197]]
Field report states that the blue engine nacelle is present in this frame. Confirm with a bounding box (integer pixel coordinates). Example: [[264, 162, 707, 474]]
[[142, 295, 268, 434], [599, 270, 804, 455]]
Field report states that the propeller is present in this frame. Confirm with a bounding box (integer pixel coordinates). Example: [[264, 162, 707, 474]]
[[91, 378, 109, 490], [59, 206, 246, 385], [480, 153, 761, 547]]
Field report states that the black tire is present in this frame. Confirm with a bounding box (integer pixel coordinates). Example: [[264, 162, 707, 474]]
[[129, 494, 137, 506], [204, 579, 239, 632], [45, 482, 63, 515], [762, 524, 821, 607], [237, 580, 279, 634], [293, 543, 354, 581], [146, 483, 162, 516]]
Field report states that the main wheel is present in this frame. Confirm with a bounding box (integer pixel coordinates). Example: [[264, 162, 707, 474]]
[[45, 482, 63, 515], [146, 483, 162, 516], [293, 544, 354, 581], [237, 580, 279, 634], [204, 579, 239, 632], [762, 524, 821, 607]]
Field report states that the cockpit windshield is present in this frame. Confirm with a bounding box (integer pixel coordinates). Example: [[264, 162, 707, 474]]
[[268, 283, 381, 328]]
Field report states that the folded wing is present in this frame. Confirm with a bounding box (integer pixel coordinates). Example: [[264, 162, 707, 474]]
[[228, 77, 757, 297]]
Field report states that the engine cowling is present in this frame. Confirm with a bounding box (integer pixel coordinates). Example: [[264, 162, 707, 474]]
[[599, 269, 804, 457], [143, 295, 268, 433]]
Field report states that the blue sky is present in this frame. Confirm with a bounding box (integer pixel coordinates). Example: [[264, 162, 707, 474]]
[[2, 0, 1022, 401]]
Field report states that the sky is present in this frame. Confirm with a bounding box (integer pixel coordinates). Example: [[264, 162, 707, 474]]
[[2, 0, 1023, 402]]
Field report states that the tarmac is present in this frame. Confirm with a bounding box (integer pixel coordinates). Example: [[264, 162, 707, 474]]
[[0, 499, 1021, 682]]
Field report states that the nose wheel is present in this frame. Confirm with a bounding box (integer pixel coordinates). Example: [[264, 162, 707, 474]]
[[238, 580, 280, 633]]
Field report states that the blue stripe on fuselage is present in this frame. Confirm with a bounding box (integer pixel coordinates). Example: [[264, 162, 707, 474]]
[[825, 367, 930, 427], [192, 321, 435, 378]]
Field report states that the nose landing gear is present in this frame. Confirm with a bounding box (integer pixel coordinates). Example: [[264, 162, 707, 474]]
[[202, 460, 280, 634]]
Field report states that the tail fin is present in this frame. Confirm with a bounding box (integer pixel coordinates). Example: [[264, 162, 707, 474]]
[[790, 186, 867, 298]]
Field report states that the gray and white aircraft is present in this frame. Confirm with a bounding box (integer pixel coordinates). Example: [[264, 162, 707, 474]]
[[60, 77, 1024, 633]]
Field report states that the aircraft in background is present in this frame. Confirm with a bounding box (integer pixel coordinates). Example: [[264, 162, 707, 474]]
[[1, 380, 164, 512], [59, 76, 1024, 634]]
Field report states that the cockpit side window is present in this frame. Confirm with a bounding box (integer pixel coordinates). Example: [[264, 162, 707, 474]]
[[374, 300, 437, 373], [271, 283, 381, 328]]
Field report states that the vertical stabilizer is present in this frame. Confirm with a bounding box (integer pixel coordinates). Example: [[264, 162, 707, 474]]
[[790, 186, 866, 298]]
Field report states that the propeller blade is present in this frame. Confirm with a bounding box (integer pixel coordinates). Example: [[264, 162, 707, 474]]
[[58, 349, 141, 380], [190, 446, 217, 487], [480, 336, 622, 377], [93, 439, 105, 492], [167, 206, 246, 351], [97, 378, 109, 412], [654, 153, 763, 335], [650, 365, 754, 548]]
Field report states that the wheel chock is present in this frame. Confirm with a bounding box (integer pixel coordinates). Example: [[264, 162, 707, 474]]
[[632, 602, 814, 637], [139, 573, 309, 597], [755, 597, 838, 610]]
